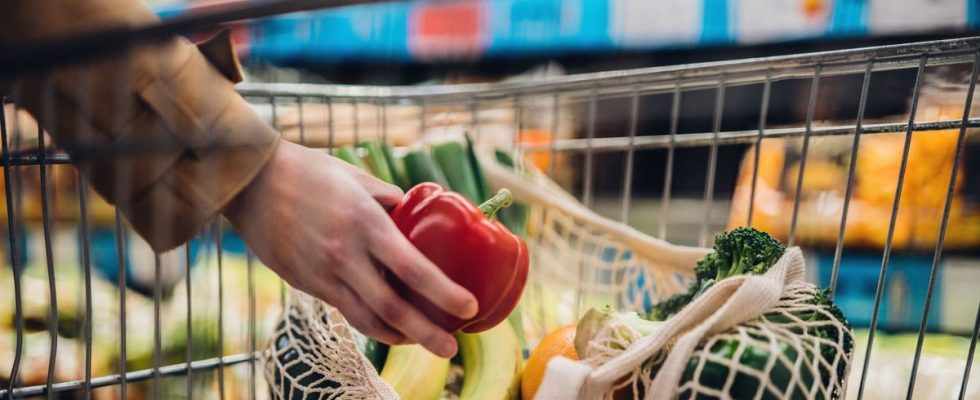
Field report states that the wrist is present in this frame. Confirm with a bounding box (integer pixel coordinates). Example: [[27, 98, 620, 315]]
[[224, 139, 291, 227]]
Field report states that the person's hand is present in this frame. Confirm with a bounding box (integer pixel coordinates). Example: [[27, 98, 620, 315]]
[[223, 140, 478, 358]]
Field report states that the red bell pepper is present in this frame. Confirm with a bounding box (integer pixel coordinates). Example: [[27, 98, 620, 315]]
[[388, 182, 529, 333]]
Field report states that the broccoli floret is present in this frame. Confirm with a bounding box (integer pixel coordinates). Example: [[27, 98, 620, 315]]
[[648, 292, 694, 321], [650, 227, 786, 321], [708, 226, 786, 280]]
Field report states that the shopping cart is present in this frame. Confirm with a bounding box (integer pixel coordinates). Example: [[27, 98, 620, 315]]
[[1, 1, 979, 399]]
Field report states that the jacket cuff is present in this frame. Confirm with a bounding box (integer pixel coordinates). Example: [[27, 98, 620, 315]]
[[123, 133, 280, 253], [105, 36, 280, 252]]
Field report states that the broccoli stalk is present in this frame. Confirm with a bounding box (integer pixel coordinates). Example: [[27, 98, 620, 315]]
[[575, 306, 663, 357], [649, 227, 786, 321]]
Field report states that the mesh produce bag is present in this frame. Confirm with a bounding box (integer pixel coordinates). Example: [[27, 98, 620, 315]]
[[536, 248, 854, 400], [477, 151, 710, 349], [263, 289, 398, 400]]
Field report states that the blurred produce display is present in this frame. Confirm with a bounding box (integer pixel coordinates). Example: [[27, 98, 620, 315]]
[[846, 329, 980, 400], [727, 67, 980, 251], [0, 235, 283, 398]]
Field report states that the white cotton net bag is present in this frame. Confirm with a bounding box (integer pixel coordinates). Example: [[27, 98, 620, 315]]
[[263, 289, 398, 400]]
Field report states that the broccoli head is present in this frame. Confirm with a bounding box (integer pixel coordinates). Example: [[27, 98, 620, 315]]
[[650, 227, 786, 321], [703, 226, 786, 280]]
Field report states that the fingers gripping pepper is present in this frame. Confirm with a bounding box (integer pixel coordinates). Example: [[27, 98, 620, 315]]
[[388, 182, 530, 333]]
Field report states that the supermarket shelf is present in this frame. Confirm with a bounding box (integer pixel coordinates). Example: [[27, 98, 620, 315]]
[[157, 0, 980, 65]]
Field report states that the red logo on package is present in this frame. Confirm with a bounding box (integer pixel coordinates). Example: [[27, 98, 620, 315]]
[[409, 2, 487, 61]]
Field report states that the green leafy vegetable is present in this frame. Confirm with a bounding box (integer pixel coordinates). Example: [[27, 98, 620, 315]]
[[335, 146, 367, 170]]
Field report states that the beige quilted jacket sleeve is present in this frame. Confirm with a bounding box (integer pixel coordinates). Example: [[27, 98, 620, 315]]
[[0, 0, 280, 252]]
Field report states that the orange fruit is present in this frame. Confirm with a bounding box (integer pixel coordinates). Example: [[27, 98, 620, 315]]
[[517, 129, 555, 173], [521, 325, 578, 400]]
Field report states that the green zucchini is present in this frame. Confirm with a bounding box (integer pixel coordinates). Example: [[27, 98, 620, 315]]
[[335, 146, 367, 170], [381, 143, 410, 190], [432, 141, 481, 203], [358, 141, 396, 185], [403, 150, 450, 187], [464, 134, 491, 202]]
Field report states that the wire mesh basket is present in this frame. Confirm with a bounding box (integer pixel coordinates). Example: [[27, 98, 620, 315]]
[[1, 1, 980, 399]]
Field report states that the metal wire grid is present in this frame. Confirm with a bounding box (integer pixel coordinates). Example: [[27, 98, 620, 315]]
[[218, 37, 980, 399], [0, 7, 978, 399]]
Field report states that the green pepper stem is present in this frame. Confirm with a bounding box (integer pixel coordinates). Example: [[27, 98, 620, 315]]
[[478, 189, 514, 219]]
